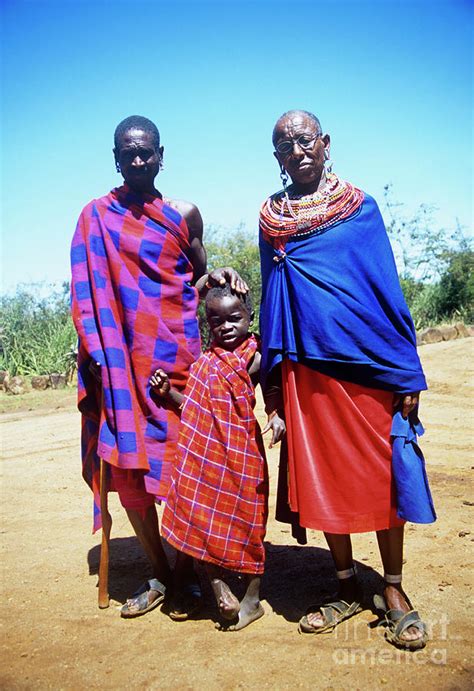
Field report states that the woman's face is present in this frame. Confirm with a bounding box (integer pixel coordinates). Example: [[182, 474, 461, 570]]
[[273, 112, 329, 190], [114, 128, 163, 193]]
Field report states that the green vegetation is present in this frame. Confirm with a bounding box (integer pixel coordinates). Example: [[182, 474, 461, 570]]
[[383, 185, 473, 328], [0, 199, 472, 378], [0, 283, 77, 377]]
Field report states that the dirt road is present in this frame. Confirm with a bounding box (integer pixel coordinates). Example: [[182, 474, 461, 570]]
[[1, 338, 473, 689]]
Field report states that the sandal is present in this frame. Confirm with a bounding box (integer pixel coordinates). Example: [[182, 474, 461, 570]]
[[298, 599, 362, 634], [120, 578, 166, 618], [373, 594, 428, 650], [168, 583, 202, 621]]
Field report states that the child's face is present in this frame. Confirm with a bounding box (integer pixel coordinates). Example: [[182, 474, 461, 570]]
[[206, 295, 251, 351]]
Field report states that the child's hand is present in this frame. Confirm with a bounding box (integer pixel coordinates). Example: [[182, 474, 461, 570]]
[[262, 411, 286, 448], [150, 369, 171, 397]]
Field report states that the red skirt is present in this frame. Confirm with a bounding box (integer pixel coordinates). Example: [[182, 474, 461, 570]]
[[282, 360, 404, 534]]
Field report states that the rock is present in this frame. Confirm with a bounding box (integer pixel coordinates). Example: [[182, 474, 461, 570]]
[[0, 370, 8, 386], [455, 322, 470, 338], [4, 375, 26, 395], [439, 325, 458, 341], [417, 327, 443, 345], [31, 375, 50, 391], [49, 373, 67, 389], [458, 531, 470, 537]]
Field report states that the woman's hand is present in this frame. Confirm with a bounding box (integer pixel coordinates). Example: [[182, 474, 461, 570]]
[[207, 267, 249, 294], [150, 368, 171, 397], [262, 411, 286, 448], [393, 392, 420, 419]]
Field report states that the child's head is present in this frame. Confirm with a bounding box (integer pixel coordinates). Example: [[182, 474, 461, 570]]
[[205, 283, 253, 350]]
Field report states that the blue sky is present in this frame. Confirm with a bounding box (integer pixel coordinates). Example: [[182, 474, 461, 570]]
[[1, 0, 472, 291]]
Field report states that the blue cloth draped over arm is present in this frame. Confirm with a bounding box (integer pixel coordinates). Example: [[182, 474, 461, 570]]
[[391, 411, 436, 523]]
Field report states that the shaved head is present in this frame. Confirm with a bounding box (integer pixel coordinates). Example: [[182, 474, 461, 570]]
[[272, 110, 322, 146], [114, 115, 160, 150]]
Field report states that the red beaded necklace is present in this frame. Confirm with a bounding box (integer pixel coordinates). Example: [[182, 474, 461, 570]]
[[260, 173, 364, 249]]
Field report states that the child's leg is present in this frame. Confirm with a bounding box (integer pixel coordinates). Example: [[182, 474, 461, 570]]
[[217, 575, 264, 632], [167, 550, 202, 621], [206, 564, 240, 620]]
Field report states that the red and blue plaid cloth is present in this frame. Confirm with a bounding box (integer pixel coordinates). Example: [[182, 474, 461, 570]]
[[161, 335, 268, 574], [71, 185, 201, 531]]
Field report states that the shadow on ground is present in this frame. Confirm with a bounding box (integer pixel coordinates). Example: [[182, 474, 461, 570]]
[[87, 538, 387, 623]]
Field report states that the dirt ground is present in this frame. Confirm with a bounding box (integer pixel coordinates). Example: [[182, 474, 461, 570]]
[[1, 338, 473, 690]]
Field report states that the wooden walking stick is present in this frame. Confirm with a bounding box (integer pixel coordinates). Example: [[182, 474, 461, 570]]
[[98, 382, 112, 608], [98, 457, 112, 608]]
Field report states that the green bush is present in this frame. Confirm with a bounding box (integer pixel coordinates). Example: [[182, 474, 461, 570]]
[[0, 283, 77, 376], [436, 248, 474, 323], [384, 186, 473, 328]]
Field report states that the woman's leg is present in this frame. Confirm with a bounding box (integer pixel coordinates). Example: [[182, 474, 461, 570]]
[[376, 526, 423, 642], [304, 533, 360, 630]]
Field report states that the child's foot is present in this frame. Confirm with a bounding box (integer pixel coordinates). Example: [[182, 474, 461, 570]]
[[210, 578, 240, 620], [216, 599, 264, 631]]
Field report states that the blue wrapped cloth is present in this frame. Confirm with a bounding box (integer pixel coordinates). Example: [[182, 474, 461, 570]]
[[391, 411, 436, 523], [260, 194, 427, 394], [260, 192, 436, 524]]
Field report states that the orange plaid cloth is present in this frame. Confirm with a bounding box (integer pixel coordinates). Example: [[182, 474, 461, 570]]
[[161, 335, 268, 574]]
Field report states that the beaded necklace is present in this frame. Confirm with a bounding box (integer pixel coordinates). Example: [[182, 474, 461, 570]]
[[259, 172, 364, 249]]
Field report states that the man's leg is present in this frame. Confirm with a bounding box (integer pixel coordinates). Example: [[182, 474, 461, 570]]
[[126, 505, 171, 586]]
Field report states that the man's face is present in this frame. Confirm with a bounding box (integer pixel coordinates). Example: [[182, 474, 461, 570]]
[[206, 294, 251, 351], [273, 113, 329, 188], [114, 128, 163, 193]]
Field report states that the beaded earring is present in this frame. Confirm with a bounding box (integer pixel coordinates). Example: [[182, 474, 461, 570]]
[[115, 161, 121, 173], [324, 149, 333, 174], [280, 165, 289, 191], [159, 159, 164, 171]]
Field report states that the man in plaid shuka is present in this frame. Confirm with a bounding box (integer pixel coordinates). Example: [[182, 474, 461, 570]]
[[71, 115, 247, 618], [151, 284, 285, 630]]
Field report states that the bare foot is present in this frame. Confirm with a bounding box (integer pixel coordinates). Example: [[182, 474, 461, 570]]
[[216, 600, 264, 631], [384, 584, 423, 643], [210, 578, 240, 620]]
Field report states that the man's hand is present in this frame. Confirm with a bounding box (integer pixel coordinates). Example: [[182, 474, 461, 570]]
[[89, 359, 102, 383], [207, 267, 249, 294]]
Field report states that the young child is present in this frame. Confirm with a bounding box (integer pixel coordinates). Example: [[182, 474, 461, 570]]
[[150, 283, 285, 630]]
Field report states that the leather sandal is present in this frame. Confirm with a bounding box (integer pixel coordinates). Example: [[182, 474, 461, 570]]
[[298, 599, 362, 634]]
